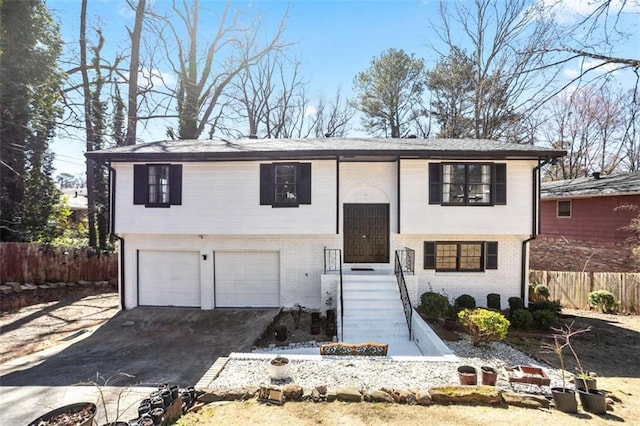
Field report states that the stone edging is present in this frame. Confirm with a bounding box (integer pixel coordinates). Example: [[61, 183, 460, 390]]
[[0, 280, 117, 312], [196, 384, 553, 409]]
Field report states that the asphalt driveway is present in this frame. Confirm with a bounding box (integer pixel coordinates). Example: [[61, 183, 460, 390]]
[[0, 306, 279, 387]]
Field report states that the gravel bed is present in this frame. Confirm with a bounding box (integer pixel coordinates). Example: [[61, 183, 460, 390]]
[[211, 336, 564, 393]]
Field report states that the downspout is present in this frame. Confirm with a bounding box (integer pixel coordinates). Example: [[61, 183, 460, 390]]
[[520, 157, 553, 302], [108, 163, 126, 310]]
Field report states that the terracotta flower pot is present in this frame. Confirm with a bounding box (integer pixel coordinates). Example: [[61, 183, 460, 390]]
[[457, 365, 477, 385], [551, 387, 578, 413], [481, 366, 498, 386]]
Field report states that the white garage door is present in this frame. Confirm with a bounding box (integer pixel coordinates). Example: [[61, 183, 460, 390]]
[[215, 251, 280, 307], [138, 250, 201, 307]]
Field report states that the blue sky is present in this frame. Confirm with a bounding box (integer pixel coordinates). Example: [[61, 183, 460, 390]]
[[47, 0, 639, 176]]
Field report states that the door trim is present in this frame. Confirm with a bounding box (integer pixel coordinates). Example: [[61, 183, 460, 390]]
[[343, 203, 390, 263]]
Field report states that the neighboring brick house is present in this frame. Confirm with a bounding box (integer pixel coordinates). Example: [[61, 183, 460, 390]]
[[540, 172, 640, 245], [87, 138, 563, 311]]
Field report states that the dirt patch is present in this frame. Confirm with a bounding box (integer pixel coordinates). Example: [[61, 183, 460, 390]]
[[506, 309, 640, 379], [530, 238, 638, 272], [254, 309, 334, 348]]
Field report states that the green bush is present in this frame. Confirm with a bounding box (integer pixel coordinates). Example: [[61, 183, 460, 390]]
[[419, 291, 451, 321], [588, 290, 618, 313], [532, 309, 558, 329], [510, 309, 534, 329], [529, 300, 562, 315], [455, 294, 477, 310], [534, 284, 551, 300], [486, 293, 501, 311], [508, 297, 524, 312], [458, 308, 510, 346]]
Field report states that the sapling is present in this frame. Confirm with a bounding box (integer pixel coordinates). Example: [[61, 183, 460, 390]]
[[546, 322, 592, 390]]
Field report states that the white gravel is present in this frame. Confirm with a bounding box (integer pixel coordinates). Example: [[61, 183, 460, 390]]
[[210, 336, 564, 393]]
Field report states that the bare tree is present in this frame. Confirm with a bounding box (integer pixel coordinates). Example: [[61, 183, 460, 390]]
[[124, 0, 147, 145], [313, 89, 356, 138], [158, 0, 288, 140], [430, 0, 556, 141], [621, 89, 640, 171]]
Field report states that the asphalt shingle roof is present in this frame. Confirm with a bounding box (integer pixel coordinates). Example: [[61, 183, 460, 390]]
[[85, 138, 565, 162], [541, 172, 640, 198]]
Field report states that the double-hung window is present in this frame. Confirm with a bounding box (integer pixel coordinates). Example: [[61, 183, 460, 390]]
[[430, 163, 506, 206], [133, 164, 182, 207], [424, 241, 498, 272], [260, 162, 312, 207]]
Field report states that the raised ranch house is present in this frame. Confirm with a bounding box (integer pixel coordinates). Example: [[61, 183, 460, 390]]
[[540, 172, 640, 245], [88, 138, 564, 348]]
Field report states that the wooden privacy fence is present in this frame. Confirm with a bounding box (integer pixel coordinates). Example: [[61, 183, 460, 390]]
[[530, 270, 640, 313], [0, 242, 117, 283]]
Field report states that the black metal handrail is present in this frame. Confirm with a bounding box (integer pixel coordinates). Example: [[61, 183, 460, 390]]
[[394, 250, 413, 335], [323, 247, 344, 341], [396, 247, 415, 274]]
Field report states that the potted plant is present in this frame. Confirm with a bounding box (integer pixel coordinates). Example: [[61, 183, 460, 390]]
[[555, 322, 607, 414], [268, 356, 291, 380], [28, 402, 97, 426], [543, 330, 578, 413]]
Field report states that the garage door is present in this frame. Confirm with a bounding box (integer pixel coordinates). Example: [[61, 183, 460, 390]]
[[138, 250, 201, 307], [214, 251, 280, 307]]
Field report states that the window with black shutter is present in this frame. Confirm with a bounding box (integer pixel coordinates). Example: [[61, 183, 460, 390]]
[[429, 163, 506, 206], [260, 163, 311, 207], [133, 164, 182, 207], [424, 241, 498, 272]]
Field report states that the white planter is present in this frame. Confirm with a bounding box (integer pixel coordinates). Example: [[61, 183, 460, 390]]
[[268, 357, 290, 380]]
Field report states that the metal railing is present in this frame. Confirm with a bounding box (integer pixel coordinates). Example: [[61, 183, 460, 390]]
[[324, 247, 344, 341], [394, 250, 413, 335], [395, 247, 415, 275]]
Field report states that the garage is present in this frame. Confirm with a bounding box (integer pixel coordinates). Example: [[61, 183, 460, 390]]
[[214, 251, 280, 307], [138, 250, 201, 307]]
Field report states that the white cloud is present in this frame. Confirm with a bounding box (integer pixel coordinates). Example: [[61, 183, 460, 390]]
[[563, 68, 580, 79], [535, 0, 640, 24], [139, 68, 176, 89], [304, 105, 318, 117]]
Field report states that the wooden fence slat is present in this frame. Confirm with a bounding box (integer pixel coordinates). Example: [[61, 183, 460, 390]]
[[530, 270, 640, 313]]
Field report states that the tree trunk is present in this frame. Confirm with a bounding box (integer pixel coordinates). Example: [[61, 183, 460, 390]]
[[125, 0, 146, 146]]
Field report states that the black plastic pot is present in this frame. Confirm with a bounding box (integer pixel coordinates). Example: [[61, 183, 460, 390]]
[[574, 375, 597, 392], [578, 389, 607, 414], [274, 325, 288, 342], [28, 402, 97, 426], [551, 387, 578, 413]]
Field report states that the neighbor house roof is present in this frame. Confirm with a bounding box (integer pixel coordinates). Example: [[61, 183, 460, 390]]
[[86, 138, 565, 162], [541, 172, 640, 199], [61, 188, 88, 210]]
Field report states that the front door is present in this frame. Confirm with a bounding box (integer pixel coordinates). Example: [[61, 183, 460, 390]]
[[344, 203, 389, 263]]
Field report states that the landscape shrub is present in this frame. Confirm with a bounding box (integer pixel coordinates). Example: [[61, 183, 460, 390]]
[[419, 291, 450, 321], [529, 300, 562, 315], [455, 294, 477, 310], [533, 284, 551, 301], [458, 308, 510, 346], [588, 290, 618, 313], [508, 297, 524, 312], [486, 293, 501, 311], [510, 309, 533, 329], [532, 309, 558, 329]]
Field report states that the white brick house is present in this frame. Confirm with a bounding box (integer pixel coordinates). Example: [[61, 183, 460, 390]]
[[87, 138, 564, 312]]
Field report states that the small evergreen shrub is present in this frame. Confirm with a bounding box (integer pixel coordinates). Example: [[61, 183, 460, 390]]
[[510, 309, 534, 329], [458, 308, 510, 346], [533, 309, 558, 329], [588, 290, 618, 313], [534, 284, 551, 300], [455, 294, 477, 310], [419, 291, 451, 321], [486, 293, 501, 311], [508, 297, 524, 312], [529, 300, 562, 315]]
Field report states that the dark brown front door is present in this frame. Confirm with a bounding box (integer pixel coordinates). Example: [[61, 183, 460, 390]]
[[344, 204, 389, 263]]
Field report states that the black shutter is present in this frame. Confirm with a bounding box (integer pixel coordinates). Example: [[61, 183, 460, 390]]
[[260, 164, 274, 205], [169, 165, 182, 205], [429, 163, 442, 204], [424, 241, 436, 269], [495, 164, 507, 205], [298, 163, 312, 204], [133, 164, 147, 205], [486, 241, 498, 269]]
